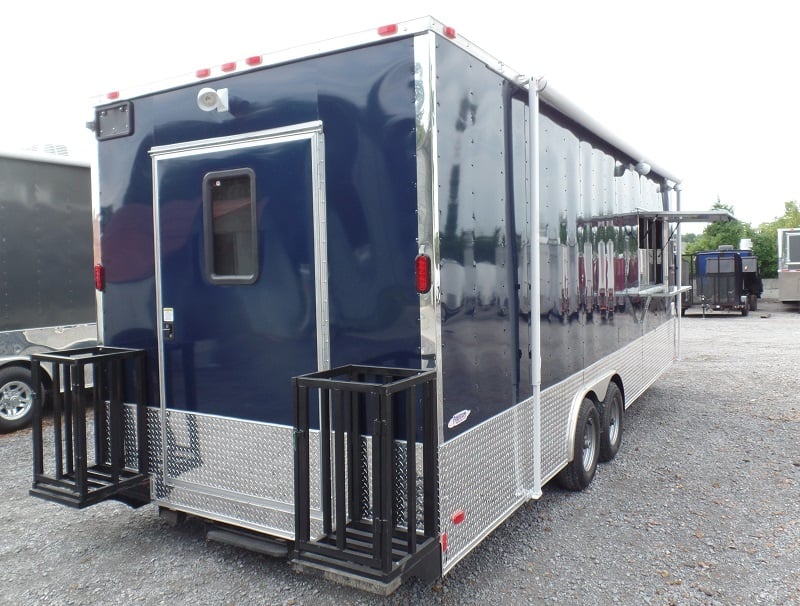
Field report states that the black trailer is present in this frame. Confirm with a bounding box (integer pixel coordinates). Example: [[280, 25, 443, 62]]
[[0, 150, 96, 432], [685, 245, 762, 315]]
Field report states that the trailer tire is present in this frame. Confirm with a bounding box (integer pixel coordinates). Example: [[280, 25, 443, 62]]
[[598, 382, 623, 462], [749, 294, 758, 312], [741, 301, 749, 316], [557, 397, 600, 491], [0, 367, 38, 433]]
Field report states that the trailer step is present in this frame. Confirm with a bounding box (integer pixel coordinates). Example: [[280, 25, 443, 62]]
[[206, 525, 289, 558]]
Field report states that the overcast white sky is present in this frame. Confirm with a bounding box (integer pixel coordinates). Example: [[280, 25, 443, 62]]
[[4, 0, 798, 228]]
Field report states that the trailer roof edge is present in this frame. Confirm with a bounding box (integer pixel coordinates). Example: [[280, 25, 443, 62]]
[[536, 83, 681, 185], [91, 15, 680, 184]]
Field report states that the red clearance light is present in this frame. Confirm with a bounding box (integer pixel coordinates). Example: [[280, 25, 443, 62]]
[[451, 509, 466, 525], [196, 68, 211, 78], [415, 254, 432, 294], [245, 56, 262, 66], [378, 24, 398, 36], [107, 91, 120, 100], [443, 26, 456, 39], [441, 532, 448, 552], [94, 264, 105, 291], [221, 62, 236, 72]]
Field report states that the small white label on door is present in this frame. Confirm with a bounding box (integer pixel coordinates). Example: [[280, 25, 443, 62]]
[[163, 307, 174, 322]]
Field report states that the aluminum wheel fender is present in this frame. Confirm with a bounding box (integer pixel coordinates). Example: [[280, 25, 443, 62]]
[[564, 371, 616, 458]]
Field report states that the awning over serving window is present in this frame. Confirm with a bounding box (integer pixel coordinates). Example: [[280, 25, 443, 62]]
[[622, 209, 736, 223]]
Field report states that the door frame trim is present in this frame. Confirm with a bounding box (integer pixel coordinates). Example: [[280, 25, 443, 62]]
[[150, 120, 328, 487]]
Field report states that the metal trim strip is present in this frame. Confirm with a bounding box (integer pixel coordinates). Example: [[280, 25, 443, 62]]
[[310, 130, 330, 371], [148, 121, 324, 158], [413, 32, 443, 444]]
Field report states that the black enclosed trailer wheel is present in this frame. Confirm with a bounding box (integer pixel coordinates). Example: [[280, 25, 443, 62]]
[[557, 397, 600, 491], [0, 366, 37, 433], [599, 382, 624, 462]]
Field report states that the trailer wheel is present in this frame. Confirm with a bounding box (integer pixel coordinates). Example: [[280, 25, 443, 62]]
[[748, 294, 758, 312], [599, 382, 623, 462], [557, 397, 600, 491], [0, 367, 37, 433]]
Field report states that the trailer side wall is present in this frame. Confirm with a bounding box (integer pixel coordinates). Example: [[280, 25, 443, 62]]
[[434, 38, 676, 572]]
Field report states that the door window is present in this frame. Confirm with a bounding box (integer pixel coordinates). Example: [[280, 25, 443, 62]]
[[203, 169, 258, 284]]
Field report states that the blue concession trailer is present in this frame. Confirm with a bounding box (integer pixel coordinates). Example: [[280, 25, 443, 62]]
[[686, 245, 762, 315], [30, 17, 728, 593]]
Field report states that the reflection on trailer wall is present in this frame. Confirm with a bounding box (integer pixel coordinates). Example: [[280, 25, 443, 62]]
[[435, 40, 671, 439], [435, 40, 520, 439], [536, 108, 668, 392]]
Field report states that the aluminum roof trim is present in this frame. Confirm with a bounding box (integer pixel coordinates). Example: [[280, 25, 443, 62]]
[[536, 83, 681, 186]]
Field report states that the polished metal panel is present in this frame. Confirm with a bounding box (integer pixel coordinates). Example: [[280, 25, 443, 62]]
[[435, 39, 518, 440], [414, 33, 442, 439]]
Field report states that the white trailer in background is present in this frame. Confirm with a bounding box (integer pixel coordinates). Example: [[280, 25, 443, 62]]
[[778, 228, 800, 303]]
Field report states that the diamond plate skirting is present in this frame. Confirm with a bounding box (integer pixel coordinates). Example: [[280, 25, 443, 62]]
[[142, 411, 425, 541], [438, 318, 676, 574], [146, 409, 323, 540]]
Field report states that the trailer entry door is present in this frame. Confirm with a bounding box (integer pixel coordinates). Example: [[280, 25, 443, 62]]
[[151, 122, 328, 429]]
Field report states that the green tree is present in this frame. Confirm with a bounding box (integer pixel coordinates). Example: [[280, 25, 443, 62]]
[[751, 201, 800, 278], [683, 202, 754, 256], [681, 200, 800, 278]]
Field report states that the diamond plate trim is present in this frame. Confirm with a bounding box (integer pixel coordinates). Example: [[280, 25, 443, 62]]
[[146, 411, 323, 538]]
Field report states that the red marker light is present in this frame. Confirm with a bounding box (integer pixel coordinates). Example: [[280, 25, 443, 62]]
[[245, 56, 262, 66], [94, 264, 105, 291], [378, 24, 398, 36], [441, 532, 448, 552], [451, 509, 466, 525], [107, 91, 120, 100], [415, 254, 432, 294], [196, 68, 211, 78], [443, 26, 456, 39], [221, 62, 236, 72]]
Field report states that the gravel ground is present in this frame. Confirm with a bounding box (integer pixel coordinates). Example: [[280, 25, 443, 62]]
[[1, 300, 798, 606]]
